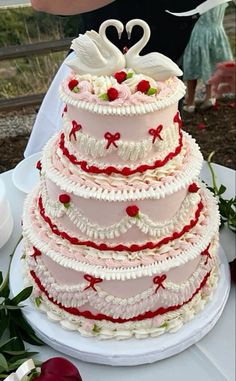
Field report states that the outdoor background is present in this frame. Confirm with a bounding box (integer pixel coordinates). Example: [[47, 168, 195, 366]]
[[0, 2, 235, 173]]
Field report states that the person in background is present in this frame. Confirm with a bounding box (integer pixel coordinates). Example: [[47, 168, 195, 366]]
[[24, 0, 205, 157], [208, 60, 236, 96], [182, 3, 233, 113]]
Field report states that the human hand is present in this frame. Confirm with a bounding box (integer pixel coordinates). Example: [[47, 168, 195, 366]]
[[208, 61, 236, 97]]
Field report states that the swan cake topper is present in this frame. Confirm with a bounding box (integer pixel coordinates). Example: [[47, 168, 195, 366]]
[[67, 19, 183, 81]]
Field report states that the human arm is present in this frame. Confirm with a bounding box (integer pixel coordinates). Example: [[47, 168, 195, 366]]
[[208, 61, 236, 96], [30, 0, 115, 15]]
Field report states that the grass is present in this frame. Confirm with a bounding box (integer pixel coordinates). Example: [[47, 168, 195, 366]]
[[0, 7, 83, 99]]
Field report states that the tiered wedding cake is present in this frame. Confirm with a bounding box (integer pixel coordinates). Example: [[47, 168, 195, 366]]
[[22, 19, 220, 340]]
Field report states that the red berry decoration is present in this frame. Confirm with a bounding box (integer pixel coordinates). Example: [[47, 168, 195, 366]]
[[126, 205, 139, 217], [59, 194, 71, 208], [107, 87, 119, 101], [137, 80, 150, 93], [36, 160, 42, 171], [114, 71, 127, 84], [34, 357, 82, 381], [68, 79, 79, 91], [188, 183, 200, 193]]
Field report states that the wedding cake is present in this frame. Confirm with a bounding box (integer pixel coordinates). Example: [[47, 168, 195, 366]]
[[22, 19, 220, 340]]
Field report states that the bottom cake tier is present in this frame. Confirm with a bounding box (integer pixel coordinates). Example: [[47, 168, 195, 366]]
[[22, 186, 220, 340]]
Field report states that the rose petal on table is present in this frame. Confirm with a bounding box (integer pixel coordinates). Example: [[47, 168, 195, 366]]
[[197, 123, 206, 129], [40, 357, 82, 380]]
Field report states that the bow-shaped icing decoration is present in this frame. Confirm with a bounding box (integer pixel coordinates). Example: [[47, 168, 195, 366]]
[[69, 120, 82, 141], [5, 359, 35, 381], [149, 125, 163, 144], [153, 274, 167, 293], [104, 132, 121, 149], [83, 274, 103, 291]]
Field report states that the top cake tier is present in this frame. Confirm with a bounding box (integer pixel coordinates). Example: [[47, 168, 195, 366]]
[[59, 72, 185, 169]]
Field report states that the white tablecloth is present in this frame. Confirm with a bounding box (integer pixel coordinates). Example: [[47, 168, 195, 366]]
[[0, 162, 235, 381]]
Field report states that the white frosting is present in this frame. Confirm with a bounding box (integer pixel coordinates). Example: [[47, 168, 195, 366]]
[[24, 265, 218, 340], [22, 185, 220, 280], [63, 113, 180, 162], [59, 77, 186, 116], [41, 132, 202, 202], [41, 181, 200, 240]]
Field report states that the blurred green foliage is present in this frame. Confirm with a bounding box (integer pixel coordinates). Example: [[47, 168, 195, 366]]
[[0, 7, 85, 46]]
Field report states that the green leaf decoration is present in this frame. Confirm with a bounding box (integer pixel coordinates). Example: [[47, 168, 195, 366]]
[[0, 305, 22, 311], [160, 322, 168, 328], [207, 152, 236, 233], [72, 87, 80, 93], [126, 72, 133, 79], [0, 354, 8, 372], [147, 87, 157, 96], [11, 286, 33, 305], [99, 93, 109, 101], [92, 324, 101, 334], [35, 296, 42, 308]]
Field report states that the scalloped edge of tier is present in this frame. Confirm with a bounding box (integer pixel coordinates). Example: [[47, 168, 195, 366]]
[[41, 131, 203, 202]]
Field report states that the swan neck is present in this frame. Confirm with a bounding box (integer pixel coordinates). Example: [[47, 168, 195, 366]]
[[128, 22, 150, 57]]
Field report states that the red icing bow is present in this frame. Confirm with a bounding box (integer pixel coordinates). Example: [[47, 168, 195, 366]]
[[153, 274, 167, 293], [174, 112, 182, 127], [201, 244, 212, 265], [104, 132, 121, 149], [69, 120, 82, 141], [32, 246, 42, 258], [149, 125, 163, 144], [83, 274, 103, 291]]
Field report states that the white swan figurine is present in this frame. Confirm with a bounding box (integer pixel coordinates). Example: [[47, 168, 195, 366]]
[[125, 19, 183, 81], [67, 19, 126, 76]]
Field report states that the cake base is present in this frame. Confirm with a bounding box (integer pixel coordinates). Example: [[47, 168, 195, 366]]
[[10, 242, 230, 366]]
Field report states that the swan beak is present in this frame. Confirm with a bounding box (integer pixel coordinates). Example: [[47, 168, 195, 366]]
[[118, 31, 122, 39], [127, 31, 131, 40]]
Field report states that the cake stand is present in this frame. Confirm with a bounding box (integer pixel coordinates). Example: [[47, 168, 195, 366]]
[[9, 242, 230, 366]]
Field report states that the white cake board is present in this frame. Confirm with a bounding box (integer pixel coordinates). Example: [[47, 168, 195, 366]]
[[10, 242, 230, 366]]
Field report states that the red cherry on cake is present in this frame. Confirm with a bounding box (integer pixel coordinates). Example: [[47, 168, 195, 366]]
[[59, 194, 71, 207], [137, 80, 150, 93], [34, 357, 82, 381], [126, 205, 139, 217], [68, 79, 79, 91], [107, 87, 119, 101], [114, 71, 127, 84], [188, 183, 200, 193]]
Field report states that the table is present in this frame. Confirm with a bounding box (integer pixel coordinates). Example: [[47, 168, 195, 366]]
[[0, 162, 235, 381]]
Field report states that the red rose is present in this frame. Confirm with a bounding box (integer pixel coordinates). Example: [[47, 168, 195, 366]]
[[188, 183, 200, 193], [34, 357, 82, 381], [114, 71, 127, 84], [36, 160, 42, 171], [107, 87, 119, 101], [68, 79, 79, 91], [59, 194, 71, 205], [137, 80, 150, 93], [126, 205, 139, 217]]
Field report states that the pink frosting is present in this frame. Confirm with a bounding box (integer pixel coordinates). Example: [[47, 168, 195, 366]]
[[67, 104, 178, 141]]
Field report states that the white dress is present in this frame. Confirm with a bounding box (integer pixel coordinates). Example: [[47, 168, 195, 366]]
[[24, 53, 75, 157]]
